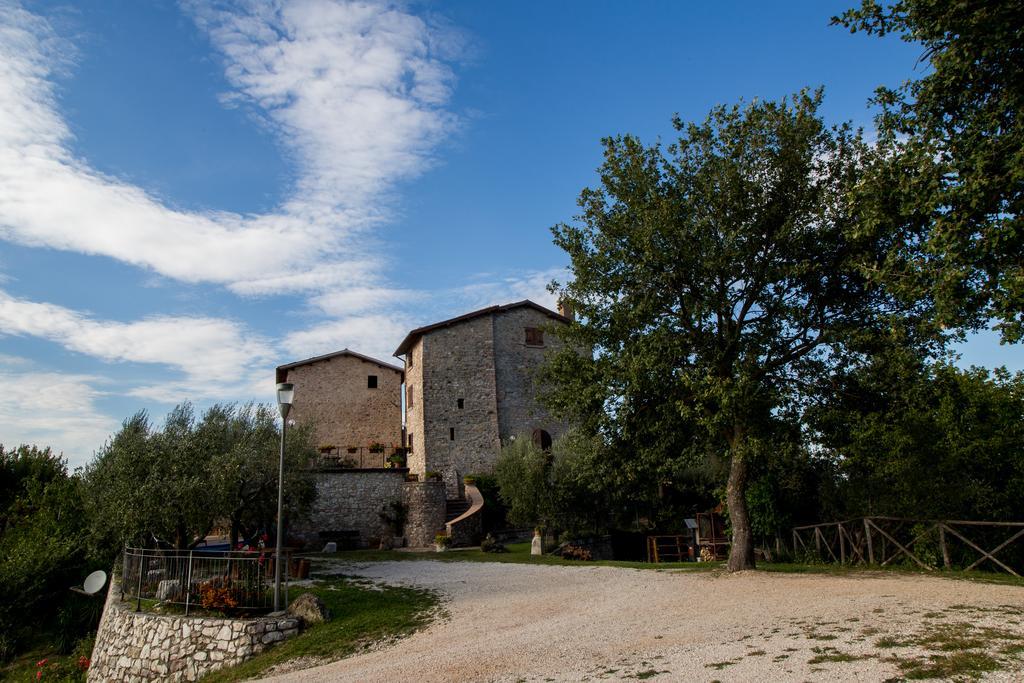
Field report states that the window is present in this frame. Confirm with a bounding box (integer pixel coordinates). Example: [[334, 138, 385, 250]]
[[407, 352, 413, 368], [367, 375, 378, 389], [407, 386, 414, 407], [408, 433, 413, 452], [457, 398, 464, 409], [525, 327, 544, 346], [449, 427, 455, 441]]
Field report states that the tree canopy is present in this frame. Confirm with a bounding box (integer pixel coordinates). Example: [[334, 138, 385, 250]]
[[84, 403, 316, 555], [835, 0, 1024, 341], [543, 90, 939, 570]]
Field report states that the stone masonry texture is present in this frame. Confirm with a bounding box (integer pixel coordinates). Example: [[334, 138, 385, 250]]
[[89, 574, 299, 682], [290, 470, 407, 549], [403, 480, 447, 547], [282, 353, 402, 451], [405, 305, 568, 498]]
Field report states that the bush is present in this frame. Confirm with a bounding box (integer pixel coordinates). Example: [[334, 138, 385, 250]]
[[480, 534, 506, 553], [561, 544, 593, 561]]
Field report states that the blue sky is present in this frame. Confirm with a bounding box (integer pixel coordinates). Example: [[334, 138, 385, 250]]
[[0, 0, 1019, 467]]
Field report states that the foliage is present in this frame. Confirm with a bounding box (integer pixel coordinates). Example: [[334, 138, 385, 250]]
[[83, 403, 317, 557], [560, 544, 593, 561], [544, 90, 934, 569], [0, 446, 95, 661], [834, 1, 1024, 341], [433, 534, 452, 548], [199, 579, 240, 613], [378, 500, 408, 538], [479, 533, 507, 553], [810, 356, 1024, 521], [494, 431, 612, 538]]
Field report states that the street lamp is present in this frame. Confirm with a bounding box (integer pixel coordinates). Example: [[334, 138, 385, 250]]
[[274, 382, 294, 612]]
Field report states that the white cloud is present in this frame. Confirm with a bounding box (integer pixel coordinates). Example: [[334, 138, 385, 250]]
[[282, 313, 409, 364], [0, 367, 117, 469], [455, 267, 568, 312], [0, 0, 459, 295], [0, 290, 274, 386]]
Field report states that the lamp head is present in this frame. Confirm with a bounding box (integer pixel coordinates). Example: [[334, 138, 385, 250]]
[[276, 382, 294, 418]]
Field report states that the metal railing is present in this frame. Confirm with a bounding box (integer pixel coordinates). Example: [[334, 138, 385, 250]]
[[121, 547, 292, 615], [313, 446, 407, 470]]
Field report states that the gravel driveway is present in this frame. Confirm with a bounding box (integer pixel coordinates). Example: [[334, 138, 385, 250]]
[[264, 561, 1024, 682]]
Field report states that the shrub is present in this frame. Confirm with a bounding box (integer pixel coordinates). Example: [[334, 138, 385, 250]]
[[480, 534, 506, 553], [434, 534, 452, 548], [561, 544, 593, 561]]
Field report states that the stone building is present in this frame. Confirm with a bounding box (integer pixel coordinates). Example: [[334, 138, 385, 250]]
[[395, 300, 572, 497], [280, 300, 573, 548], [275, 349, 403, 453]]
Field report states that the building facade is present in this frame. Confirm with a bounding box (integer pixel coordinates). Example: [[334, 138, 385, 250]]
[[395, 300, 571, 497], [275, 349, 404, 453]]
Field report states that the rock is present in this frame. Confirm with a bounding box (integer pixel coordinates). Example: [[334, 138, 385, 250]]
[[286, 593, 330, 625], [322, 541, 337, 553], [262, 630, 284, 644]]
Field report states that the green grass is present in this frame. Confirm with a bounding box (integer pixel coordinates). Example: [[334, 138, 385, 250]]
[[312, 542, 720, 571], [200, 577, 439, 682], [897, 651, 1001, 680], [313, 543, 1024, 588]]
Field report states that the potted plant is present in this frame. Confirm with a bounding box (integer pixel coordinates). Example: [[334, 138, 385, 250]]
[[434, 533, 452, 552], [368, 441, 386, 453], [346, 446, 358, 454], [388, 452, 407, 468]]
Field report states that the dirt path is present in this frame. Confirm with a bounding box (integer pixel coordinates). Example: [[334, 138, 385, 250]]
[[264, 561, 1024, 682]]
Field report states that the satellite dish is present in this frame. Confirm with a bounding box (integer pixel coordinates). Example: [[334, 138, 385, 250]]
[[83, 570, 107, 595]]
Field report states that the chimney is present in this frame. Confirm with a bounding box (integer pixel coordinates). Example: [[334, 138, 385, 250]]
[[557, 297, 575, 322]]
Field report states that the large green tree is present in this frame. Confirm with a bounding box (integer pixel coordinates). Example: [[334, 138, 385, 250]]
[[544, 90, 936, 570], [84, 403, 316, 556], [835, 0, 1024, 341], [811, 353, 1024, 521]]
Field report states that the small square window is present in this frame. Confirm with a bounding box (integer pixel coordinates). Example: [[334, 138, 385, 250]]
[[457, 398, 464, 409], [449, 427, 455, 441], [525, 327, 544, 346], [367, 375, 378, 389]]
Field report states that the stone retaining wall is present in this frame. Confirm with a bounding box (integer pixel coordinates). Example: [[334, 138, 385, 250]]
[[291, 470, 408, 549], [404, 480, 447, 547], [89, 574, 299, 682]]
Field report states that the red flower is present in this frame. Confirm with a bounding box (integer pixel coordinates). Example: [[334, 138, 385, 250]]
[[36, 659, 47, 668], [77, 656, 91, 670]]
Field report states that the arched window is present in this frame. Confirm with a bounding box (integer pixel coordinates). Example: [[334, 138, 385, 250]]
[[531, 428, 552, 452]]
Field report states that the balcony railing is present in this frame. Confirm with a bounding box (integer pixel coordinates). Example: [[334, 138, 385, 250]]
[[312, 446, 407, 470]]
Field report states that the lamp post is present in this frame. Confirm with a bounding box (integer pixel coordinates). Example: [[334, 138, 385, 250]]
[[274, 382, 294, 612]]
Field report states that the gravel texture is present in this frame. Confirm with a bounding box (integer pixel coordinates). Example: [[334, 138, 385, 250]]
[[263, 561, 1024, 682]]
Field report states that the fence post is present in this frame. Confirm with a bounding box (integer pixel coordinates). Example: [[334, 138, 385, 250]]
[[939, 524, 951, 569], [184, 550, 194, 616], [136, 550, 145, 613], [864, 518, 875, 565]]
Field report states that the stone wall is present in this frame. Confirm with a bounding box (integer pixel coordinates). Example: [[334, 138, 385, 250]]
[[404, 338, 426, 476], [89, 574, 299, 682], [418, 315, 502, 497], [291, 470, 407, 548], [282, 353, 403, 452], [403, 480, 447, 547], [492, 306, 570, 445]]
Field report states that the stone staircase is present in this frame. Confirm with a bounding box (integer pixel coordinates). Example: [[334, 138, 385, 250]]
[[445, 498, 471, 523]]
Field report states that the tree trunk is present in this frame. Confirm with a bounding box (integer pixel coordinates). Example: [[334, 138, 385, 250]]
[[726, 439, 756, 572]]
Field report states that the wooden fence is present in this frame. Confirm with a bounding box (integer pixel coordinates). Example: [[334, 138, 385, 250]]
[[792, 516, 1024, 576]]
